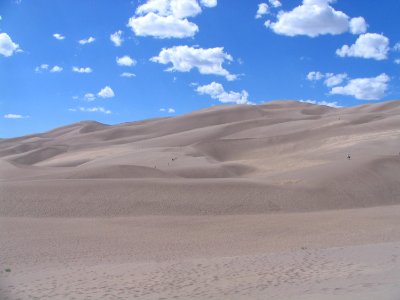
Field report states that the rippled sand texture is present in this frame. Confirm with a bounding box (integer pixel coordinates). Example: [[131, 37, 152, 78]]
[[1, 100, 400, 299]]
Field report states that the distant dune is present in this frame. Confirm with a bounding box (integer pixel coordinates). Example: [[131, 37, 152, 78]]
[[1, 100, 399, 216], [1, 100, 400, 300]]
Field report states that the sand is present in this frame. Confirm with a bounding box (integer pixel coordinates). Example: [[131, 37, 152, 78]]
[[1, 100, 400, 299]]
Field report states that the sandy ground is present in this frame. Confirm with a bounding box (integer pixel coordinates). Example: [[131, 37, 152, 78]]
[[1, 100, 400, 299], [1, 206, 400, 299]]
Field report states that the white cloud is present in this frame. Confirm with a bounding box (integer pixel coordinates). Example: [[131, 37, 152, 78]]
[[83, 107, 111, 114], [307, 71, 347, 87], [330, 73, 390, 100], [160, 107, 176, 113], [50, 65, 63, 73], [35, 64, 63, 73], [78, 36, 95, 45], [35, 64, 49, 72], [395, 59, 400, 65], [256, 3, 269, 19], [53, 33, 65, 40], [121, 72, 136, 77], [307, 71, 324, 81], [337, 33, 390, 60], [349, 17, 367, 34], [72, 66, 93, 73], [394, 42, 400, 52], [306, 72, 389, 100], [299, 100, 341, 108], [70, 107, 112, 114], [97, 86, 115, 98], [128, 12, 199, 39], [116, 55, 137, 67], [324, 73, 348, 87], [168, 0, 202, 18], [84, 93, 96, 101], [4, 113, 28, 119], [200, 0, 217, 7], [110, 30, 123, 46], [265, 0, 364, 37], [135, 0, 202, 19], [80, 87, 115, 101], [196, 82, 250, 104], [269, 0, 281, 8], [128, 0, 217, 39], [151, 45, 237, 81], [0, 33, 20, 57]]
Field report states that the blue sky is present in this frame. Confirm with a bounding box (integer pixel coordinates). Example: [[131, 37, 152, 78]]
[[0, 0, 399, 138]]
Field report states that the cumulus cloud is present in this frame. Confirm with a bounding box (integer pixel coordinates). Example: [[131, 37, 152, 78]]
[[307, 71, 324, 81], [394, 42, 400, 52], [200, 0, 217, 7], [79, 87, 115, 101], [72, 66, 93, 73], [151, 45, 237, 81], [0, 33, 20, 57], [160, 108, 176, 113], [299, 100, 341, 108], [78, 36, 95, 45], [116, 55, 137, 67], [110, 30, 123, 46], [269, 0, 281, 8], [265, 0, 366, 37], [256, 3, 269, 19], [50, 65, 63, 73], [306, 71, 389, 100], [70, 107, 112, 114], [135, 0, 200, 18], [97, 86, 115, 98], [121, 72, 136, 77], [53, 33, 65, 40], [307, 71, 347, 87], [324, 73, 348, 87], [128, 12, 199, 39], [128, 0, 217, 39], [395, 59, 400, 65], [349, 17, 368, 34], [196, 82, 250, 104], [336, 33, 390, 60], [4, 113, 28, 119], [330, 73, 390, 100], [35, 64, 63, 73]]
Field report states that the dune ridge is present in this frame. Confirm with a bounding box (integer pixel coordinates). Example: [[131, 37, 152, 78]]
[[1, 100, 400, 217], [2, 101, 400, 300]]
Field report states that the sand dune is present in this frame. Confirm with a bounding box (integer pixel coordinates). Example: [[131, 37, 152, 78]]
[[1, 100, 400, 299], [1, 100, 399, 215]]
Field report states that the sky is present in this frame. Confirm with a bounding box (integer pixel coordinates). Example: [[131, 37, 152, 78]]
[[0, 0, 399, 138]]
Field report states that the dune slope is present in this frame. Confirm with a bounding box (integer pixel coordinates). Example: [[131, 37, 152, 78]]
[[1, 101, 400, 300], [1, 100, 400, 216]]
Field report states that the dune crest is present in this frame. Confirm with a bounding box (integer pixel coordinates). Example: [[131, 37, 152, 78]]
[[2, 101, 400, 300], [0, 100, 399, 216]]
